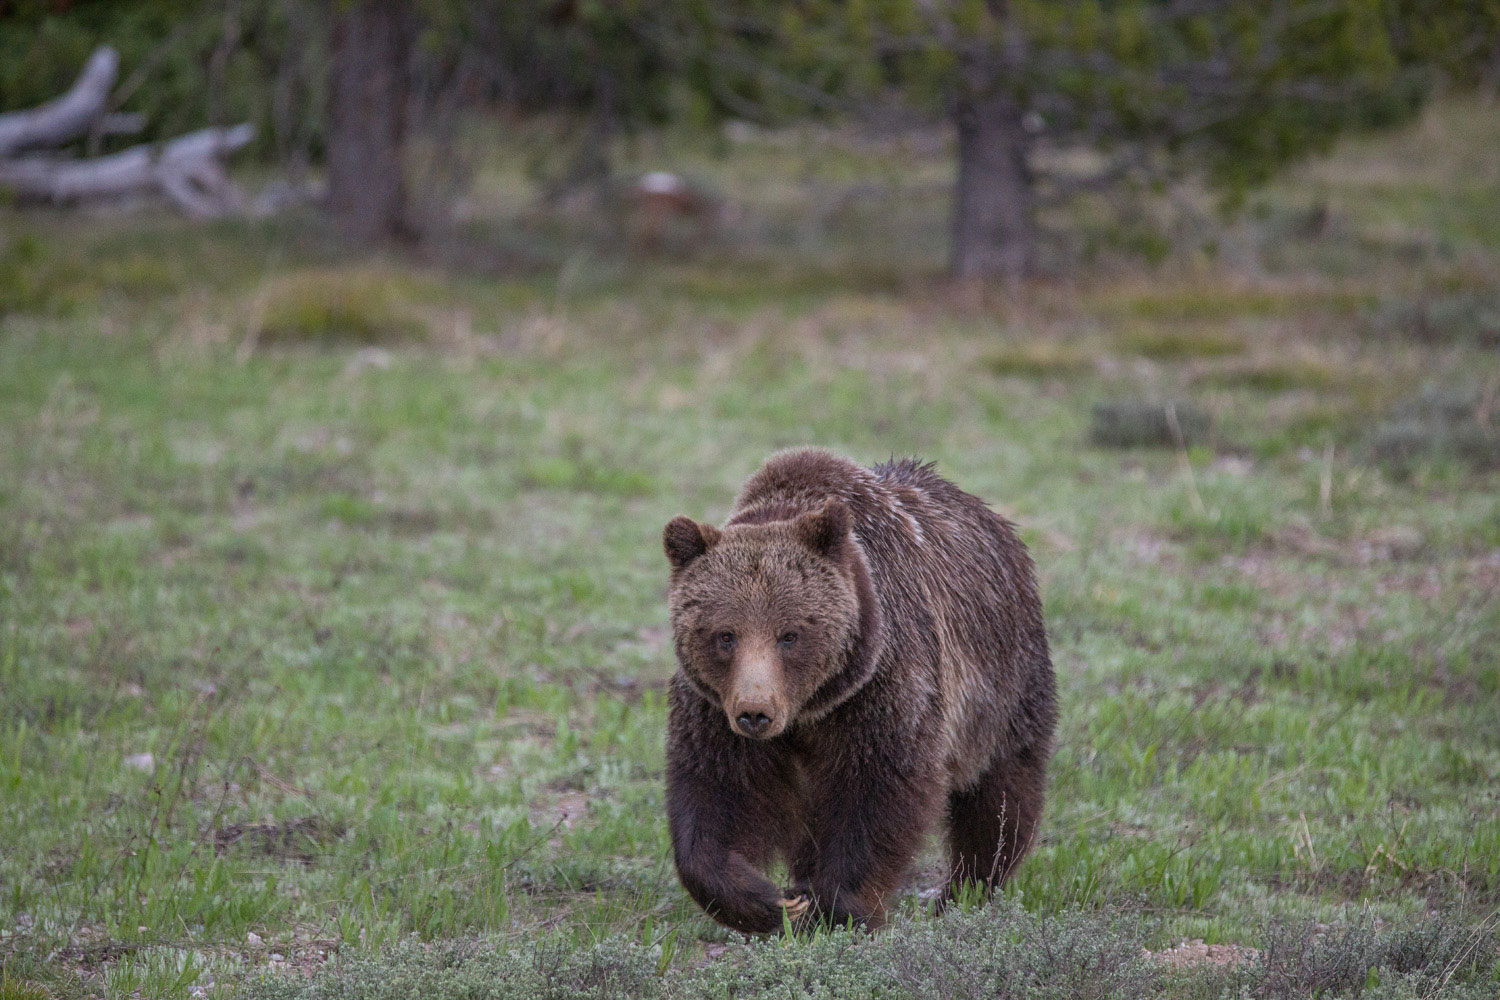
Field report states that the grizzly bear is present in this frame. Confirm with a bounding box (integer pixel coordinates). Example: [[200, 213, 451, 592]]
[[662, 448, 1057, 932]]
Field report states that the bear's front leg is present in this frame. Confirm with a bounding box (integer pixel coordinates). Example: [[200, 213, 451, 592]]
[[790, 744, 941, 930], [672, 837, 802, 934], [666, 679, 803, 934]]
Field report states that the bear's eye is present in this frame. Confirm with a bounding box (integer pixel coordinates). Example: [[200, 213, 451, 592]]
[[778, 631, 798, 647], [716, 631, 737, 649]]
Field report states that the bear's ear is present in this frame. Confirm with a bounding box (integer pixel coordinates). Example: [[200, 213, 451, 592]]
[[664, 516, 720, 571], [794, 498, 850, 557]]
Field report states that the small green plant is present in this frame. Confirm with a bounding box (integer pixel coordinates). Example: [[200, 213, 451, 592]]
[[0, 968, 49, 1000]]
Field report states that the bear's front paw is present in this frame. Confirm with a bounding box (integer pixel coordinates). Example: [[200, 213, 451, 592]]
[[783, 884, 878, 930], [778, 893, 812, 922]]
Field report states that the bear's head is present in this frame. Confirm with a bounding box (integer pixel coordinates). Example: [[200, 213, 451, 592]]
[[662, 499, 879, 740]]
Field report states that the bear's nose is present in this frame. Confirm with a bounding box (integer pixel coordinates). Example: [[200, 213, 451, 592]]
[[735, 711, 773, 737]]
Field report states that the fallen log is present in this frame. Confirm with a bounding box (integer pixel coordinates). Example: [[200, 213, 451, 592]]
[[0, 124, 255, 217], [0, 46, 120, 157], [0, 45, 257, 217]]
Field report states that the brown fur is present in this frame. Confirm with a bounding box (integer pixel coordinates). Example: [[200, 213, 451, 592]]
[[663, 448, 1057, 932]]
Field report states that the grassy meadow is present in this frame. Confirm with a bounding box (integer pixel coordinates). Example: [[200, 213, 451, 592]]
[[2, 98, 1499, 998]]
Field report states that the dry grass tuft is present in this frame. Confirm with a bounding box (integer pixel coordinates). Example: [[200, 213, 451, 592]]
[[1118, 324, 1247, 360], [213, 816, 347, 865], [250, 267, 432, 347], [1196, 358, 1344, 392], [985, 340, 1097, 379]]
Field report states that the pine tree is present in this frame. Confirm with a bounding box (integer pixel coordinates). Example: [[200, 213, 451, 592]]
[[690, 0, 1461, 279]]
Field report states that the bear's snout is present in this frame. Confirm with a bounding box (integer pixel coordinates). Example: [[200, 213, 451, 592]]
[[723, 652, 788, 739], [733, 707, 775, 738]]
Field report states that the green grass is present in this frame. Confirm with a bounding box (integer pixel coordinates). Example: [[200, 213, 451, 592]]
[[2, 98, 1500, 998]]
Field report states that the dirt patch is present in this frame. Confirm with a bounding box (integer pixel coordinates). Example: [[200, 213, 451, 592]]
[[239, 929, 341, 980], [528, 784, 596, 835], [1119, 530, 1181, 568], [213, 816, 346, 864], [547, 791, 591, 829], [1218, 550, 1325, 602], [1148, 938, 1259, 969], [585, 672, 670, 703]]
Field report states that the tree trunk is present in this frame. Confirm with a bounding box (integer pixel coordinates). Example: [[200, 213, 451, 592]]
[[327, 0, 411, 242], [950, 72, 1036, 281]]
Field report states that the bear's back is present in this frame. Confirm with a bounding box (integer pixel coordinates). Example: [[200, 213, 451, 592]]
[[733, 449, 1024, 588]]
